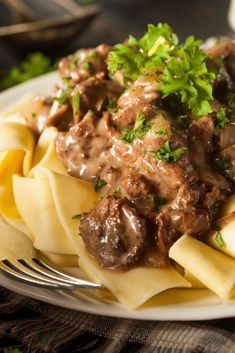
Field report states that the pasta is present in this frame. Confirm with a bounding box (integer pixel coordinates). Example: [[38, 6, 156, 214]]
[[0, 97, 192, 309]]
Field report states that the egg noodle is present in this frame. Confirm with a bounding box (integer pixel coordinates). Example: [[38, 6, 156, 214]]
[[1, 95, 235, 309]]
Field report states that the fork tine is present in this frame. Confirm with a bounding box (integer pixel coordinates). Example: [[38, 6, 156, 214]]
[[0, 260, 65, 288], [1, 259, 74, 289], [19, 258, 103, 289], [31, 257, 104, 289]]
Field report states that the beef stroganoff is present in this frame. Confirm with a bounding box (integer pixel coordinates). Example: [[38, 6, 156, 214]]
[[1, 24, 235, 309]]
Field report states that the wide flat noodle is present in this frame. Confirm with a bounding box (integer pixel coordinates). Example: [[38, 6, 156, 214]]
[[0, 93, 35, 118], [0, 119, 35, 218], [30, 127, 67, 176], [0, 216, 35, 260], [169, 235, 235, 299], [13, 167, 191, 308], [207, 213, 235, 258]]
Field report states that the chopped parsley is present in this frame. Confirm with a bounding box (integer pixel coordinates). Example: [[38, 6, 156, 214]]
[[108, 23, 215, 118], [149, 194, 166, 211], [215, 154, 230, 171], [215, 231, 225, 248], [72, 214, 82, 220], [176, 115, 191, 129], [108, 23, 177, 82], [121, 112, 152, 144], [214, 108, 229, 129], [228, 93, 235, 114], [73, 91, 80, 114], [114, 186, 121, 194], [55, 85, 70, 105], [155, 127, 168, 135], [83, 61, 90, 70], [153, 140, 187, 162], [94, 177, 107, 192], [160, 36, 214, 117]]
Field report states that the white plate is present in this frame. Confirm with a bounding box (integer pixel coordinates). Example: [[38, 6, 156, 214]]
[[1, 73, 235, 321]]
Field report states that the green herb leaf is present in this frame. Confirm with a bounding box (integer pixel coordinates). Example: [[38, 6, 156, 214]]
[[155, 127, 168, 135], [153, 140, 187, 162], [55, 86, 71, 105], [0, 53, 54, 92], [114, 186, 121, 194], [149, 194, 166, 211], [121, 112, 152, 144], [94, 177, 107, 192], [72, 214, 82, 219], [107, 23, 177, 82], [4, 348, 23, 353], [73, 91, 80, 114], [228, 93, 235, 114], [214, 107, 229, 129], [215, 231, 225, 248], [215, 154, 230, 171], [160, 36, 214, 117], [108, 24, 214, 118], [176, 115, 191, 129]]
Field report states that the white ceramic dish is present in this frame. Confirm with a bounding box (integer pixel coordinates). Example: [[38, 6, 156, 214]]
[[1, 73, 235, 321]]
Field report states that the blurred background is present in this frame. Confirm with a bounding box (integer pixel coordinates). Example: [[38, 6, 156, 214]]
[[0, 0, 233, 89]]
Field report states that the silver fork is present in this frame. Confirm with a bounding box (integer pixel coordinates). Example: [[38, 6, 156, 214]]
[[0, 257, 103, 290]]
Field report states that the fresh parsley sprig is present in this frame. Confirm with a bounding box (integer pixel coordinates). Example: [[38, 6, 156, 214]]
[[153, 140, 187, 162], [108, 23, 177, 82], [94, 177, 107, 192], [214, 107, 229, 129], [160, 36, 215, 117], [121, 112, 152, 144], [108, 23, 215, 118], [215, 231, 225, 248]]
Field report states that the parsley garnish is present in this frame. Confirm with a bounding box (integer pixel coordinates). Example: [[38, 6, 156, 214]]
[[55, 86, 70, 105], [228, 93, 235, 114], [121, 112, 152, 144], [114, 186, 121, 194], [108, 23, 177, 82], [94, 177, 107, 192], [4, 349, 23, 353], [72, 214, 82, 219], [153, 140, 187, 162], [149, 194, 166, 211], [215, 231, 225, 248], [155, 127, 168, 135], [108, 24, 214, 118], [215, 154, 230, 171], [214, 108, 229, 129], [73, 91, 80, 114], [83, 61, 90, 70], [160, 36, 214, 117], [176, 115, 190, 129]]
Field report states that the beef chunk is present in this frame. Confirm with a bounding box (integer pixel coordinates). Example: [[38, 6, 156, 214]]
[[59, 44, 111, 84], [80, 196, 147, 270]]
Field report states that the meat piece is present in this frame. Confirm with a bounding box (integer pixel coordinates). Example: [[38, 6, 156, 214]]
[[206, 40, 235, 59], [80, 196, 147, 270], [56, 111, 119, 181], [59, 44, 111, 83], [187, 116, 231, 192], [47, 101, 73, 131], [120, 172, 156, 215], [28, 96, 52, 136], [225, 52, 235, 83], [112, 72, 160, 128], [75, 77, 122, 120]]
